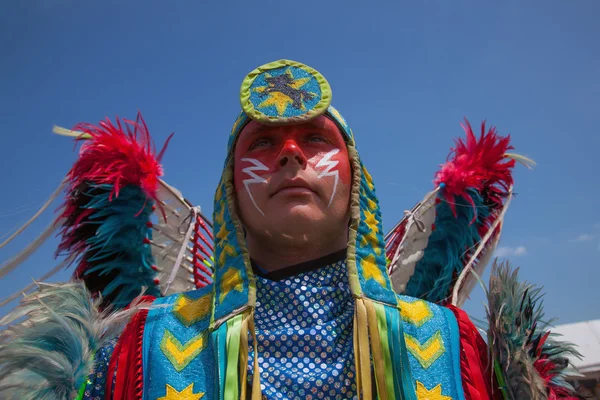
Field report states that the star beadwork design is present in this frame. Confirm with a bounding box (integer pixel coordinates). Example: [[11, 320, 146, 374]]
[[361, 230, 382, 255], [173, 293, 212, 327], [219, 266, 243, 301], [157, 383, 204, 400], [363, 209, 379, 234], [415, 381, 451, 400], [214, 203, 226, 225], [361, 253, 386, 286], [253, 68, 316, 116], [363, 166, 375, 191], [216, 223, 229, 243], [218, 243, 238, 266], [398, 299, 433, 327], [367, 198, 378, 211]]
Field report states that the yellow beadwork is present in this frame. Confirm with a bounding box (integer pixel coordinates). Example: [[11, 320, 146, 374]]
[[160, 330, 206, 372], [219, 266, 244, 301], [214, 203, 226, 225], [415, 381, 452, 400], [173, 294, 211, 327], [363, 209, 379, 234], [360, 230, 382, 256], [361, 254, 386, 286], [404, 331, 445, 369], [367, 197, 378, 211], [363, 166, 375, 190], [253, 70, 315, 116], [157, 383, 205, 400], [398, 299, 433, 327], [216, 223, 229, 243], [218, 243, 238, 266]]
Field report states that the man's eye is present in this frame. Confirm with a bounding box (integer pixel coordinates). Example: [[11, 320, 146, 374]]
[[307, 134, 329, 144], [249, 138, 270, 150]]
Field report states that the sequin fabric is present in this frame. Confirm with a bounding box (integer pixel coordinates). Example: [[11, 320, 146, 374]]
[[248, 259, 357, 399], [82, 338, 117, 400]]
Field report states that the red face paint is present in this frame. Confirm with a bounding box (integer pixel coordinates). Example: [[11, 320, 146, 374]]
[[232, 115, 353, 251], [233, 116, 351, 191]]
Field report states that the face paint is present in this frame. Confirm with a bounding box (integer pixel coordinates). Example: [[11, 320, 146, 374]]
[[240, 157, 269, 216], [315, 148, 340, 207], [233, 116, 351, 220]]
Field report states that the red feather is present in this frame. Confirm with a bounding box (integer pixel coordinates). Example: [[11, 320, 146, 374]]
[[434, 118, 516, 219], [61, 111, 173, 219]]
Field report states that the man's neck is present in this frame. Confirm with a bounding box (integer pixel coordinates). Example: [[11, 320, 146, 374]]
[[246, 236, 347, 273], [251, 248, 347, 281]]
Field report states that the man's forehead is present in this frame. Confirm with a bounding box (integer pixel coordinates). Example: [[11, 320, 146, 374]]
[[239, 115, 343, 140]]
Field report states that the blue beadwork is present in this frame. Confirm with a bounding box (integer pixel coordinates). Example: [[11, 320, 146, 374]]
[[248, 260, 358, 400]]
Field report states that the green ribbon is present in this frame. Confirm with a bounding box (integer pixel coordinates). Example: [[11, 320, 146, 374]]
[[375, 302, 396, 400], [224, 314, 243, 400]]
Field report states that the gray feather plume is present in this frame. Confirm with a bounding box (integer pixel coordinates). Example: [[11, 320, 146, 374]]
[[0, 281, 151, 400]]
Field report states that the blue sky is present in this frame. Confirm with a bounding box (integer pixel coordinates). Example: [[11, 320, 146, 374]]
[[0, 0, 598, 325]]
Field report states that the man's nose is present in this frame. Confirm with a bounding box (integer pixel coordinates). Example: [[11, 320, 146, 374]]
[[276, 140, 307, 169]]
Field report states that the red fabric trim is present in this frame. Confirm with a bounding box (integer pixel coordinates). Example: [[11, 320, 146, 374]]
[[447, 305, 502, 400], [106, 296, 155, 400]]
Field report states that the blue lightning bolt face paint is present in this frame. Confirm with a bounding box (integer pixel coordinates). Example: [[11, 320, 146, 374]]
[[233, 116, 350, 217]]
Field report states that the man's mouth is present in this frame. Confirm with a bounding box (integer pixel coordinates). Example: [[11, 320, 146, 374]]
[[271, 178, 315, 197]]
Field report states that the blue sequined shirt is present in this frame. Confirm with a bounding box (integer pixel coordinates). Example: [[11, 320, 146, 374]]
[[247, 250, 358, 399]]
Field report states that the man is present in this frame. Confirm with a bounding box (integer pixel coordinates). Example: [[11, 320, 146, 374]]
[[0, 60, 580, 400]]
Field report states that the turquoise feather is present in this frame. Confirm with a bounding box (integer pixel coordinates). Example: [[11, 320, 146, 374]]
[[406, 189, 490, 303], [0, 282, 140, 400]]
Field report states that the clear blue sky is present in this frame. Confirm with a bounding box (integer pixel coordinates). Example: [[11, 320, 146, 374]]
[[1, 0, 598, 325]]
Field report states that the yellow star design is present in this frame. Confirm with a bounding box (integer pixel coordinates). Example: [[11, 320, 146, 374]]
[[214, 204, 226, 225], [219, 267, 243, 301], [364, 209, 379, 234], [218, 243, 238, 266], [157, 383, 204, 400], [415, 381, 451, 400], [367, 198, 378, 211], [360, 230, 382, 255], [253, 70, 314, 116], [173, 293, 212, 327], [216, 223, 229, 243], [361, 254, 386, 286], [398, 299, 433, 327]]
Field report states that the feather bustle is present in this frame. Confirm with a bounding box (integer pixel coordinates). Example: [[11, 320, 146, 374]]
[[0, 282, 151, 400], [55, 112, 171, 309], [484, 261, 582, 399]]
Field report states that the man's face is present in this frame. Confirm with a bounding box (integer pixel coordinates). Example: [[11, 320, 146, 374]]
[[233, 115, 352, 241]]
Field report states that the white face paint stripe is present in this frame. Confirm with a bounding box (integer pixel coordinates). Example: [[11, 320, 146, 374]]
[[316, 149, 340, 208], [241, 157, 269, 216]]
